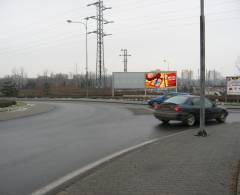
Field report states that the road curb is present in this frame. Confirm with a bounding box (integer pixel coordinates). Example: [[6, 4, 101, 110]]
[[18, 98, 240, 109], [30, 130, 192, 195], [237, 160, 240, 195], [19, 98, 147, 106]]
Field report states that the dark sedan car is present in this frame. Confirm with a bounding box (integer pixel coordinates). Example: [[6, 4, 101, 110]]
[[154, 95, 228, 126], [148, 92, 188, 108]]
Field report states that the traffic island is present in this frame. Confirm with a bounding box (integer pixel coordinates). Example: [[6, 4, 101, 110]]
[[0, 102, 55, 121], [0, 101, 31, 112]]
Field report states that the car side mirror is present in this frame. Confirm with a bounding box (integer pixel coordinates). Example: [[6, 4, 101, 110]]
[[212, 103, 216, 108]]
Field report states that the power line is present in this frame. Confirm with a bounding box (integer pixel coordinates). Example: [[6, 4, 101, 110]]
[[0, 12, 239, 56], [206, 0, 239, 7], [0, 0, 236, 41], [1, 6, 237, 48], [0, 5, 89, 35], [113, 5, 200, 23], [0, 14, 239, 56], [0, 1, 239, 56], [0, 0, 237, 45], [111, 15, 240, 36], [112, 0, 180, 14], [0, 31, 86, 56]]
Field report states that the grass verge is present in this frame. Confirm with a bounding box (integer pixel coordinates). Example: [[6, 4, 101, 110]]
[[0, 101, 32, 112]]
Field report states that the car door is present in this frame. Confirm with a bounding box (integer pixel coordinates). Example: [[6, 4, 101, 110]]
[[190, 97, 201, 119], [204, 98, 214, 120], [208, 100, 222, 119], [190, 97, 212, 120]]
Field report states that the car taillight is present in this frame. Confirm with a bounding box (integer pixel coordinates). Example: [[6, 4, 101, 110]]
[[174, 106, 182, 112], [154, 104, 161, 110]]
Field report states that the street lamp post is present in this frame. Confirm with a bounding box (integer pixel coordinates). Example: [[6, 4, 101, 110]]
[[198, 0, 207, 136], [67, 18, 90, 98], [163, 59, 169, 71]]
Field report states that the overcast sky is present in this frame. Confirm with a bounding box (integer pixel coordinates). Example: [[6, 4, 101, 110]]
[[0, 0, 239, 78]]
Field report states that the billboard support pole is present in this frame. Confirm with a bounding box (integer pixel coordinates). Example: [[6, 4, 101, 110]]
[[176, 73, 178, 92], [112, 88, 115, 97], [112, 73, 115, 97], [225, 78, 227, 103]]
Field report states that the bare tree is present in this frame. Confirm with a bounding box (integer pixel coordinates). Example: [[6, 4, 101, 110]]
[[11, 67, 27, 89]]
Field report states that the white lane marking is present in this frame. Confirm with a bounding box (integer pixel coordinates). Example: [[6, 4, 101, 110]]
[[30, 130, 191, 195]]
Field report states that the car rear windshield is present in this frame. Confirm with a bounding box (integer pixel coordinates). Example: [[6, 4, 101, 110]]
[[164, 96, 189, 105]]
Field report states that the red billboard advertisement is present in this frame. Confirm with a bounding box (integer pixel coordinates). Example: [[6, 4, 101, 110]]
[[145, 72, 177, 89]]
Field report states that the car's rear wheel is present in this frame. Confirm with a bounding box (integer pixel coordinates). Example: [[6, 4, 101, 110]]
[[216, 111, 227, 123], [185, 114, 196, 126], [161, 119, 169, 125]]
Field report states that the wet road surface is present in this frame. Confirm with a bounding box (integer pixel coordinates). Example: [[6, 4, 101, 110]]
[[0, 102, 238, 195]]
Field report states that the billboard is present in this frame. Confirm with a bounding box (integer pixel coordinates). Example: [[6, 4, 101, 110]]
[[227, 76, 240, 95], [145, 72, 177, 89], [113, 72, 145, 89]]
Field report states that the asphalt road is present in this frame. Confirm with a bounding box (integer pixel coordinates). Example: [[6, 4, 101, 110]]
[[0, 102, 239, 195]]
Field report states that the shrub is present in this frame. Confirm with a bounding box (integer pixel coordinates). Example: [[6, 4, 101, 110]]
[[1, 81, 18, 97], [0, 99, 17, 108]]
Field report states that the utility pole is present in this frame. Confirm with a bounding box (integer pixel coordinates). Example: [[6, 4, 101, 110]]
[[87, 0, 113, 88], [119, 49, 131, 72], [197, 0, 207, 137]]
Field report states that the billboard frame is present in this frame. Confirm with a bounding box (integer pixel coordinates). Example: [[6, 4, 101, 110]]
[[112, 71, 177, 97], [226, 76, 240, 96]]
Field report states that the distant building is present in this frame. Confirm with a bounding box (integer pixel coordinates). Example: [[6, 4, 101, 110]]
[[206, 70, 223, 86], [181, 69, 193, 81], [206, 70, 216, 81]]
